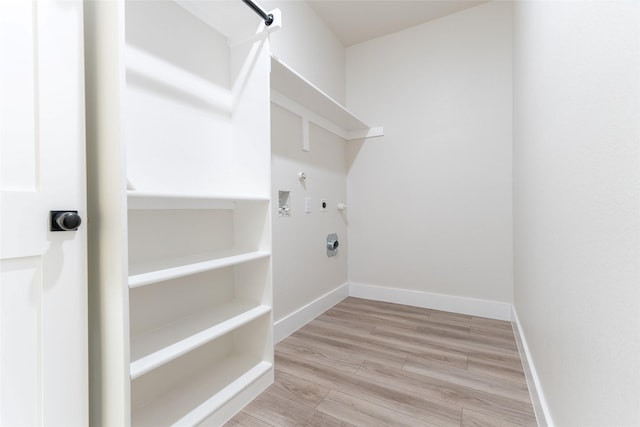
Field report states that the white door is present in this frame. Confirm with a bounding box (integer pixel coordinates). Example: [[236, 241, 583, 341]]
[[0, 1, 87, 426]]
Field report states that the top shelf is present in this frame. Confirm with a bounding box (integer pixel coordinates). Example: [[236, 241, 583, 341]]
[[270, 56, 383, 140], [127, 191, 269, 210]]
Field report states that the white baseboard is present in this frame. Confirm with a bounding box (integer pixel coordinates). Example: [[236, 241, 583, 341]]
[[273, 283, 349, 343], [511, 307, 553, 427], [348, 282, 512, 321]]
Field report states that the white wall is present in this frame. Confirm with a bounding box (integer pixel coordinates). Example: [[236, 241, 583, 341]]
[[125, 1, 233, 195], [346, 2, 513, 303], [271, 104, 348, 322], [262, 0, 348, 326], [512, 1, 640, 425], [264, 0, 345, 103]]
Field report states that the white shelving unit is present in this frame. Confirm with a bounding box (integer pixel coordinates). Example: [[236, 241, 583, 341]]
[[85, 1, 277, 425], [270, 55, 384, 142]]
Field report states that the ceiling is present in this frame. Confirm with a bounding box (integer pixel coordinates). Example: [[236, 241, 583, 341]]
[[306, 0, 487, 47]]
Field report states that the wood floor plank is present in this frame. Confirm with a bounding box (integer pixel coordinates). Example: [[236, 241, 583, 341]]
[[225, 412, 274, 427], [338, 297, 435, 317], [322, 307, 419, 332], [417, 319, 475, 336], [402, 349, 469, 371], [330, 300, 453, 331], [336, 301, 476, 337], [467, 357, 527, 384], [462, 407, 535, 427], [470, 325, 516, 340], [337, 298, 433, 323], [427, 309, 513, 332], [270, 370, 330, 409], [275, 351, 462, 427], [468, 352, 526, 373], [356, 361, 537, 425], [290, 329, 408, 369], [241, 389, 352, 427], [374, 324, 520, 359], [428, 309, 474, 323], [318, 390, 437, 427], [402, 355, 531, 402], [225, 298, 537, 427], [416, 324, 473, 340], [299, 312, 376, 335], [469, 316, 514, 330], [302, 320, 468, 367], [297, 322, 413, 362], [415, 325, 519, 353], [276, 337, 362, 374]]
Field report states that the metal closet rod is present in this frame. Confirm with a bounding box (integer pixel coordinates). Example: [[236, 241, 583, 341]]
[[241, 0, 274, 26]]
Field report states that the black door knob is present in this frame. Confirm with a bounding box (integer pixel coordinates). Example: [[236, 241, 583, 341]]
[[50, 211, 82, 231]]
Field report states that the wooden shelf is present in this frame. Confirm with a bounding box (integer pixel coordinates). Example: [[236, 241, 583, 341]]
[[132, 357, 272, 426], [127, 191, 269, 210], [128, 250, 271, 288], [270, 56, 383, 140], [130, 301, 270, 379]]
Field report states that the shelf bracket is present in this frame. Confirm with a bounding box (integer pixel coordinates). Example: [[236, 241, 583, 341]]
[[302, 117, 310, 152], [270, 89, 384, 143]]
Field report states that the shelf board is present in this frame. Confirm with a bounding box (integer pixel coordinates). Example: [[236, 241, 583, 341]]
[[127, 191, 269, 210], [130, 301, 271, 379], [129, 250, 271, 288], [132, 356, 272, 426], [270, 56, 383, 140]]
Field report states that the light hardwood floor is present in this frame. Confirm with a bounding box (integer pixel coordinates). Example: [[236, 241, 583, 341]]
[[226, 297, 537, 427]]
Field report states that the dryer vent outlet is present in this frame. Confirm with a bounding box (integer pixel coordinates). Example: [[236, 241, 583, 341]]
[[327, 233, 339, 257]]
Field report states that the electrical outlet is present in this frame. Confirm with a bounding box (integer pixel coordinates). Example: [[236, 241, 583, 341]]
[[305, 197, 311, 213]]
